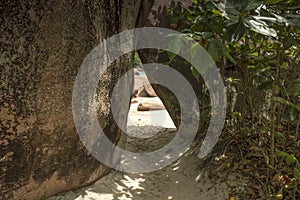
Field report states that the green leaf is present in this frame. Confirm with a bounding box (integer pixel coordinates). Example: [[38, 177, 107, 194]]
[[293, 104, 300, 112], [290, 108, 298, 121], [286, 155, 297, 165], [289, 18, 300, 28], [262, 150, 270, 164], [252, 16, 277, 23], [202, 32, 213, 39], [213, 39, 237, 64], [168, 36, 182, 61], [189, 42, 210, 74], [243, 18, 277, 37], [264, 0, 286, 5], [290, 78, 300, 97], [191, 66, 200, 82], [227, 21, 246, 42], [207, 39, 220, 62], [271, 13, 295, 26], [215, 1, 241, 18], [274, 97, 300, 112], [225, 17, 240, 26], [190, 42, 199, 59], [275, 149, 289, 157], [205, 39, 236, 64], [212, 9, 222, 17], [226, 6, 240, 16], [244, 0, 263, 11], [273, 97, 292, 106], [275, 132, 286, 141]]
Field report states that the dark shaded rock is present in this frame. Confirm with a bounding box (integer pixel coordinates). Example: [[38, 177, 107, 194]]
[[0, 1, 154, 199]]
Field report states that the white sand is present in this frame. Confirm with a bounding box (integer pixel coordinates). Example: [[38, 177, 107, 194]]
[[127, 97, 176, 131], [48, 126, 244, 200]]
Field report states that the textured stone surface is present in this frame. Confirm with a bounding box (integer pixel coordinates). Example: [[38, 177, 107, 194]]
[[0, 1, 154, 199]]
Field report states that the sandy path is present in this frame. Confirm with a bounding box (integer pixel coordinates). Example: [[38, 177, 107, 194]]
[[48, 125, 244, 200], [48, 94, 244, 200]]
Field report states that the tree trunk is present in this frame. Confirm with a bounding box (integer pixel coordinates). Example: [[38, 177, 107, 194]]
[[0, 1, 153, 199]]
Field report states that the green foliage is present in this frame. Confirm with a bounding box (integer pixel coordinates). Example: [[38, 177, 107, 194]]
[[168, 35, 183, 60], [290, 78, 300, 97], [276, 149, 300, 181], [133, 53, 142, 68], [169, 0, 300, 198]]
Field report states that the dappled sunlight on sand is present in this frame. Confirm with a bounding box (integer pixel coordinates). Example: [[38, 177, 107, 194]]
[[118, 175, 145, 191], [75, 191, 114, 200]]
